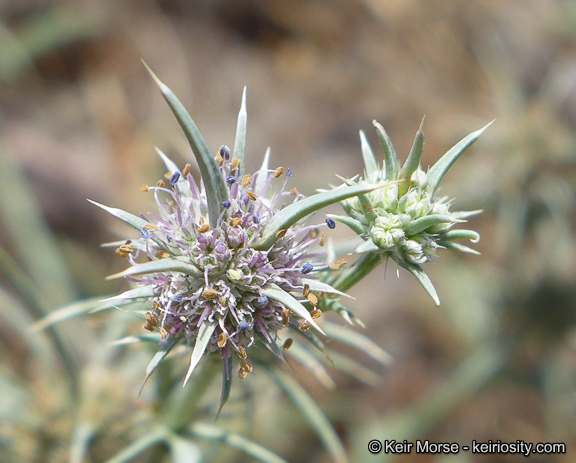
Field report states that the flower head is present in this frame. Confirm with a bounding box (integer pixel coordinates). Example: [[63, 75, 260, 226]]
[[331, 118, 492, 305]]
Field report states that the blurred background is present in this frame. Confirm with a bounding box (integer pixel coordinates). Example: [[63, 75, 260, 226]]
[[1, 0, 575, 462]]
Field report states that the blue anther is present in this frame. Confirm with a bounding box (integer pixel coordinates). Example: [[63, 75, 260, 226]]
[[326, 217, 336, 229], [227, 176, 236, 184], [222, 200, 231, 209], [170, 172, 180, 185], [140, 227, 150, 239], [301, 263, 314, 274], [219, 145, 231, 160]]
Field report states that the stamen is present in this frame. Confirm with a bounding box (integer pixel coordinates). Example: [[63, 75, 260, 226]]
[[182, 163, 191, 177], [240, 360, 253, 373], [272, 167, 285, 178], [140, 227, 150, 239], [227, 176, 236, 184], [222, 200, 231, 209], [303, 284, 310, 297], [326, 217, 336, 229], [299, 321, 311, 331], [290, 187, 299, 195], [319, 233, 327, 246], [230, 217, 242, 227], [282, 338, 293, 351], [231, 158, 240, 170], [241, 174, 252, 187], [217, 332, 227, 348], [253, 213, 260, 224], [202, 288, 218, 298], [197, 224, 210, 233], [286, 167, 292, 177], [237, 346, 247, 359], [170, 172, 180, 185], [115, 243, 134, 259], [281, 308, 290, 325], [301, 263, 314, 274], [238, 369, 248, 379], [141, 184, 149, 192], [156, 250, 170, 259], [156, 179, 166, 188], [219, 145, 231, 160], [246, 191, 258, 201], [310, 308, 322, 319], [307, 293, 318, 306]]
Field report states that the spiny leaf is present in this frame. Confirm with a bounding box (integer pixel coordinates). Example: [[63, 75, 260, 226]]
[[301, 278, 355, 300], [99, 286, 156, 306], [165, 433, 202, 463], [427, 120, 493, 194], [404, 214, 460, 237], [354, 240, 380, 254], [217, 353, 233, 419], [255, 147, 271, 193], [328, 214, 365, 235], [401, 116, 426, 180], [285, 343, 335, 389], [324, 350, 381, 386], [183, 322, 217, 386], [233, 86, 247, 178], [253, 182, 388, 250], [262, 286, 324, 335], [143, 60, 227, 228], [439, 241, 481, 255], [359, 130, 379, 180], [103, 427, 168, 463], [106, 258, 203, 280], [373, 120, 399, 180], [139, 336, 181, 396], [30, 296, 112, 331], [155, 147, 192, 197], [88, 199, 149, 230], [399, 262, 440, 306], [440, 229, 480, 242]]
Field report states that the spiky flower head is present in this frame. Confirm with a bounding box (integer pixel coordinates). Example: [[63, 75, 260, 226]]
[[93, 66, 383, 404], [330, 118, 492, 305]]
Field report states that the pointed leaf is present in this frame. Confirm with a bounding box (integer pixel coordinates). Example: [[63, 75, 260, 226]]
[[233, 86, 247, 178], [329, 214, 365, 235], [155, 147, 192, 197], [404, 214, 460, 236], [138, 336, 181, 397], [399, 262, 440, 306], [143, 61, 227, 228], [183, 322, 217, 386], [427, 120, 493, 193], [286, 343, 335, 389], [354, 240, 380, 254], [262, 286, 325, 335], [217, 353, 233, 419], [301, 278, 355, 300], [322, 320, 392, 365], [88, 199, 149, 230], [329, 301, 365, 328], [30, 296, 111, 331], [100, 286, 156, 305], [264, 368, 348, 463], [106, 258, 203, 280], [253, 182, 389, 250], [373, 120, 399, 180], [438, 241, 481, 255], [255, 147, 271, 193], [359, 130, 379, 180], [440, 229, 480, 242], [401, 116, 425, 180], [189, 422, 289, 463], [110, 334, 161, 346], [326, 350, 381, 386]]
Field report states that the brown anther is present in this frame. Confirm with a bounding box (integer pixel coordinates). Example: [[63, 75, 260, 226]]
[[275, 228, 287, 239], [202, 288, 218, 299], [281, 308, 290, 325], [141, 184, 149, 192], [230, 217, 242, 227], [307, 292, 318, 306], [115, 243, 134, 259], [330, 262, 340, 270], [317, 291, 324, 298], [156, 179, 166, 188], [182, 163, 191, 177], [145, 224, 158, 230], [282, 338, 293, 351], [310, 229, 319, 238], [240, 360, 253, 373], [197, 224, 210, 233], [246, 191, 258, 201], [231, 158, 240, 171], [303, 284, 310, 297], [299, 321, 311, 331], [217, 332, 227, 348], [238, 369, 248, 379], [290, 187, 299, 195], [310, 308, 322, 319], [159, 327, 168, 339], [199, 216, 205, 225], [153, 300, 160, 311], [219, 296, 227, 306], [337, 259, 348, 267], [145, 312, 158, 327], [216, 151, 224, 166], [164, 171, 172, 179], [156, 250, 171, 259], [319, 233, 327, 246], [241, 174, 252, 187], [237, 346, 247, 359], [272, 166, 285, 178]]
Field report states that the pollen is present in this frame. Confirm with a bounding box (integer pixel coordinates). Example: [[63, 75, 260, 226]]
[[246, 191, 258, 201], [307, 292, 318, 306], [272, 166, 285, 178], [197, 224, 210, 233], [156, 179, 166, 188], [202, 288, 218, 298], [319, 233, 327, 246], [182, 163, 191, 177], [241, 174, 252, 187], [299, 321, 311, 331], [141, 184, 149, 192], [282, 338, 293, 351], [217, 332, 227, 348], [230, 217, 242, 227], [231, 158, 240, 171]]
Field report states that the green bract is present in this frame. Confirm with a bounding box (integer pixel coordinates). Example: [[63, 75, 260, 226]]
[[330, 118, 492, 305]]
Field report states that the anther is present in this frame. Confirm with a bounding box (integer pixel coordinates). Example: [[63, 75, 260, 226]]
[[307, 292, 318, 306], [217, 332, 227, 348], [159, 327, 168, 339], [290, 187, 299, 195], [319, 233, 327, 246], [197, 224, 210, 233], [182, 163, 191, 177], [240, 360, 253, 373], [310, 308, 322, 319], [202, 288, 218, 298], [303, 284, 310, 297], [219, 145, 231, 160], [253, 213, 260, 224], [301, 263, 314, 274], [227, 176, 236, 184], [241, 174, 252, 187], [140, 227, 150, 239], [237, 346, 247, 359], [141, 184, 149, 192], [299, 321, 311, 331], [281, 308, 290, 325], [222, 200, 231, 209], [238, 369, 248, 379], [231, 158, 240, 170], [286, 167, 292, 177], [170, 172, 180, 185], [115, 243, 134, 259], [326, 217, 336, 229], [156, 179, 166, 188], [246, 191, 258, 201], [230, 217, 242, 227], [272, 167, 285, 178], [282, 338, 293, 351]]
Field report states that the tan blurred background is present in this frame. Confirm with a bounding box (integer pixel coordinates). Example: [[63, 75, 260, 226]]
[[1, 1, 576, 462]]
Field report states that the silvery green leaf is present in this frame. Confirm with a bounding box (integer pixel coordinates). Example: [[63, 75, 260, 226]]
[[404, 214, 460, 236], [100, 286, 156, 305], [354, 240, 380, 254], [286, 343, 335, 389], [233, 86, 247, 178], [109, 334, 161, 346], [143, 61, 227, 228], [301, 278, 355, 299], [329, 301, 365, 327], [329, 214, 364, 235], [399, 262, 440, 306], [103, 427, 168, 463], [291, 324, 332, 361], [440, 229, 480, 242], [322, 320, 392, 365], [183, 321, 217, 386], [165, 433, 202, 463], [189, 422, 289, 463], [452, 209, 483, 219], [253, 182, 387, 250], [30, 296, 111, 331], [373, 120, 399, 180], [439, 241, 481, 255], [326, 350, 381, 386], [106, 258, 202, 280], [359, 130, 379, 180], [262, 286, 324, 335], [139, 336, 181, 396], [255, 147, 271, 193], [264, 368, 348, 463], [88, 199, 149, 230], [216, 353, 234, 419], [155, 147, 192, 197], [427, 120, 493, 194], [401, 116, 425, 181]]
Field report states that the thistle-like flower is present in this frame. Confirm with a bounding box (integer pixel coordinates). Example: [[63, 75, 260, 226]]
[[329, 118, 492, 305], [92, 65, 383, 406]]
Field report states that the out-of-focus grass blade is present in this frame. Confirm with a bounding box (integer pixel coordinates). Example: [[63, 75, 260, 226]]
[[166, 433, 202, 463], [189, 422, 289, 463], [253, 182, 389, 251], [325, 350, 381, 386], [183, 322, 217, 386], [427, 121, 493, 194], [322, 320, 392, 365], [0, 137, 76, 307], [263, 286, 324, 335], [264, 368, 348, 463], [30, 296, 109, 331], [88, 199, 149, 230], [106, 258, 203, 280], [285, 343, 335, 389], [104, 427, 168, 463], [233, 86, 247, 178], [70, 421, 94, 463], [143, 61, 227, 228]]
